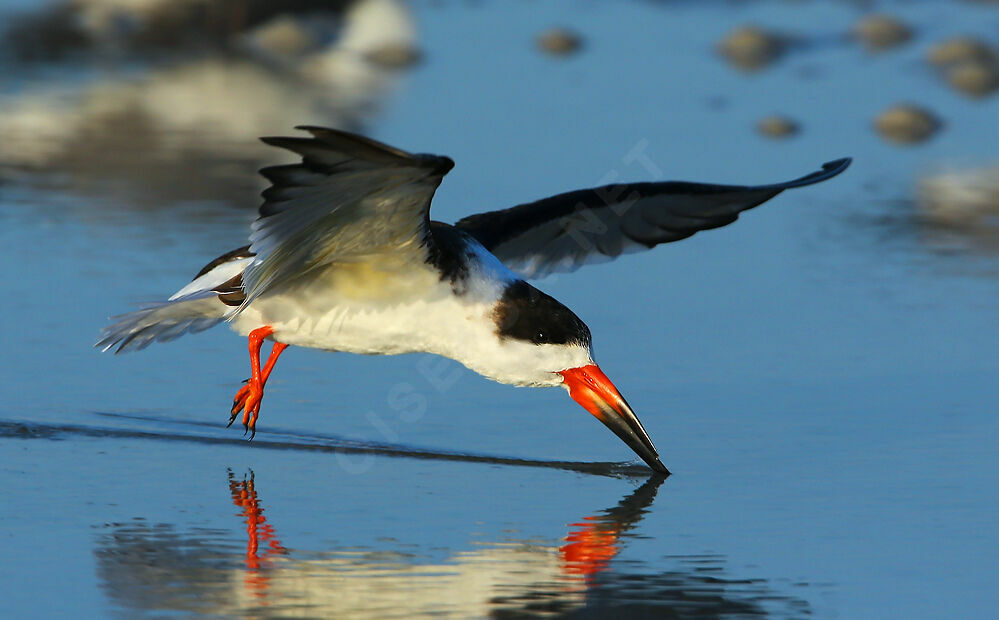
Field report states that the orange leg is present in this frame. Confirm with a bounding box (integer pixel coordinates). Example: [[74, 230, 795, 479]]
[[229, 326, 288, 439]]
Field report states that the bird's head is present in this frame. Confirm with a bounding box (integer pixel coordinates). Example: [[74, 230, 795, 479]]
[[491, 281, 669, 474]]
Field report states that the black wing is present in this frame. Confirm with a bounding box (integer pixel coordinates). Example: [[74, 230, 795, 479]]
[[455, 158, 851, 278]]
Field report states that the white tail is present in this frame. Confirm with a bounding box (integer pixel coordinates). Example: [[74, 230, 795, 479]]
[[96, 292, 228, 354]]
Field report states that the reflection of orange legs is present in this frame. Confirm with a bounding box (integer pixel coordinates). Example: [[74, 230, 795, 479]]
[[560, 516, 622, 581], [228, 470, 286, 601], [229, 326, 288, 439]]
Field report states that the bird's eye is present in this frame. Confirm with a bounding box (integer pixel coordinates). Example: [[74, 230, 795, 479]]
[[535, 330, 547, 344]]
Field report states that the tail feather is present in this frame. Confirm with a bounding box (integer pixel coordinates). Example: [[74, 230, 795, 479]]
[[97, 293, 227, 354]]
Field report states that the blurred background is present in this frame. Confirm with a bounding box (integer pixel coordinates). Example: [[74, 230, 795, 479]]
[[2, 0, 998, 617]]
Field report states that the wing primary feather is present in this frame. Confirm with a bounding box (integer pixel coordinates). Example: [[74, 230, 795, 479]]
[[761, 157, 852, 190], [295, 125, 417, 161], [456, 157, 851, 279]]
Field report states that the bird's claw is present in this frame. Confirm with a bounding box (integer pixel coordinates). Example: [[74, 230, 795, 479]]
[[230, 380, 263, 439]]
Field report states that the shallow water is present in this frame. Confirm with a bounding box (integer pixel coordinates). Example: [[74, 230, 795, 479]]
[[2, 0, 999, 617]]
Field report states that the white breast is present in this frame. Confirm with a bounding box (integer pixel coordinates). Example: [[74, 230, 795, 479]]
[[231, 244, 509, 356]]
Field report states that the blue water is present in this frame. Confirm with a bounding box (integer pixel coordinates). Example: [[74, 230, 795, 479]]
[[2, 0, 999, 617]]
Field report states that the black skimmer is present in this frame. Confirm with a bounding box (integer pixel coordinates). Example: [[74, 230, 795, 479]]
[[98, 127, 850, 474]]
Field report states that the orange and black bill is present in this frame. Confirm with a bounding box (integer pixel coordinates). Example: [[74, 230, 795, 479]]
[[559, 364, 669, 475]]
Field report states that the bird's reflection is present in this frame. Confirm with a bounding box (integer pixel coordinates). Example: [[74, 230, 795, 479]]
[[226, 469, 663, 605], [94, 469, 811, 617]]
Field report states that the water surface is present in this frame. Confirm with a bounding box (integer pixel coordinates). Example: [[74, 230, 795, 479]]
[[2, 0, 998, 617]]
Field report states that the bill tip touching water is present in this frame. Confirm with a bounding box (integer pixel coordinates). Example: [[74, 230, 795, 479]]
[[97, 126, 850, 474]]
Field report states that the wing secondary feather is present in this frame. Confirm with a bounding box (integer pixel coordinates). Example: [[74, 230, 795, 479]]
[[238, 126, 454, 307]]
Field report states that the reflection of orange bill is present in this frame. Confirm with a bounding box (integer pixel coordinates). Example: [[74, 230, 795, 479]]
[[560, 516, 621, 579]]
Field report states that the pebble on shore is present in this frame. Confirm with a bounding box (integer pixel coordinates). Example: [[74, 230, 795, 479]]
[[853, 14, 912, 51], [873, 104, 942, 144], [717, 26, 786, 71], [537, 28, 583, 57], [756, 115, 800, 139], [918, 165, 999, 228], [926, 37, 999, 98]]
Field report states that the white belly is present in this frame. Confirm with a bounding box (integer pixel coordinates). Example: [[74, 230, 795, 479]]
[[230, 258, 501, 358]]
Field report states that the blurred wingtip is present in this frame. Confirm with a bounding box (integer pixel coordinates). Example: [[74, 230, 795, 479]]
[[778, 156, 853, 189], [824, 157, 852, 172]]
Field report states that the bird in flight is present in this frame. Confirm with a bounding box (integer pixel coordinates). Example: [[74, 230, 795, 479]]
[[98, 127, 849, 474]]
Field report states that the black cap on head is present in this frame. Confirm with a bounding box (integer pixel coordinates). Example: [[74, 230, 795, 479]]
[[493, 281, 591, 347]]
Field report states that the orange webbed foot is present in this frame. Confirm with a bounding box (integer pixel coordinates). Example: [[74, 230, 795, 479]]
[[227, 328, 287, 441], [229, 380, 265, 439]]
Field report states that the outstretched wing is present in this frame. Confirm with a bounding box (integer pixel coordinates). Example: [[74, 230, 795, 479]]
[[455, 158, 851, 279], [240, 126, 454, 307]]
